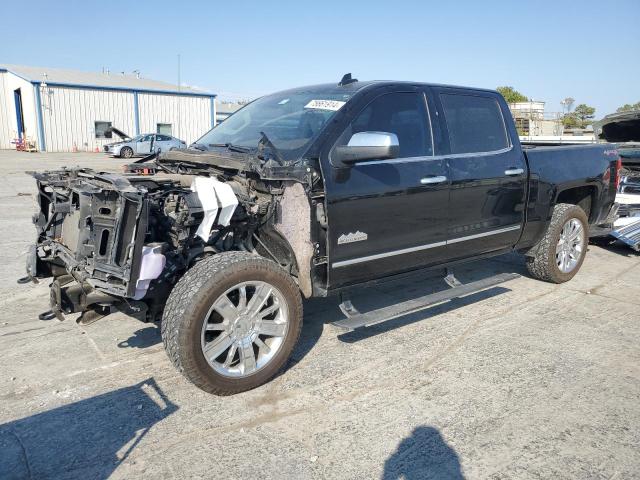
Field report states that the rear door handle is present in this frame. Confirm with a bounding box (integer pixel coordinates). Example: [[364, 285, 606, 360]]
[[505, 168, 524, 176], [420, 175, 447, 185]]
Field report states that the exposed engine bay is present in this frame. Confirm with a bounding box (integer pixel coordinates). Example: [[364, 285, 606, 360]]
[[27, 149, 326, 322]]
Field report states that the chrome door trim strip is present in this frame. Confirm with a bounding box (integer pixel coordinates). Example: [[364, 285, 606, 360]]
[[332, 240, 447, 268], [332, 224, 521, 268], [447, 224, 521, 244]]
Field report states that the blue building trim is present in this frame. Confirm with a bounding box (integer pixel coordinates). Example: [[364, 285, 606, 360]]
[[33, 84, 46, 152], [133, 91, 140, 135], [29, 80, 216, 98], [2, 67, 217, 97], [2, 68, 33, 84], [210, 96, 216, 128]]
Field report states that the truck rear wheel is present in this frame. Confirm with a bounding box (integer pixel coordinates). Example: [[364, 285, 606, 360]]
[[525, 203, 589, 283], [161, 252, 303, 395]]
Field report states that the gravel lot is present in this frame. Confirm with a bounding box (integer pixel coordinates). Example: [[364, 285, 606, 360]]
[[0, 150, 639, 480]]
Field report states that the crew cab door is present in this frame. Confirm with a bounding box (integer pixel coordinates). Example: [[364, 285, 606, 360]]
[[135, 134, 153, 154], [323, 90, 450, 288], [433, 88, 526, 259]]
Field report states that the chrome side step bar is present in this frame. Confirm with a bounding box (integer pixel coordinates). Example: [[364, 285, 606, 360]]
[[333, 272, 520, 331]]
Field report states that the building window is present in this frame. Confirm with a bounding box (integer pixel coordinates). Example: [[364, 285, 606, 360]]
[[95, 121, 112, 139], [157, 123, 172, 135]]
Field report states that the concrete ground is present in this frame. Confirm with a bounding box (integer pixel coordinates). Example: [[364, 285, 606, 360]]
[[0, 150, 639, 480]]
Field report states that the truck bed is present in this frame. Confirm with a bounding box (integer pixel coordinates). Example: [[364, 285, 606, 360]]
[[522, 143, 618, 226]]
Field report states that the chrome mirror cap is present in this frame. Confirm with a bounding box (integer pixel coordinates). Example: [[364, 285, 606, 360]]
[[332, 131, 400, 166], [347, 131, 399, 148]]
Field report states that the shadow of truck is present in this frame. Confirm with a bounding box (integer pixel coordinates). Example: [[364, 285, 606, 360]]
[[0, 378, 177, 480]]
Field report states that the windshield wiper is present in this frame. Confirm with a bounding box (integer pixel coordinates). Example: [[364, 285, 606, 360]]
[[208, 143, 253, 154], [189, 143, 207, 151]]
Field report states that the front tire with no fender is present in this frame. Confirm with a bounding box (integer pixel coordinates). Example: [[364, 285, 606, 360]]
[[161, 252, 303, 395]]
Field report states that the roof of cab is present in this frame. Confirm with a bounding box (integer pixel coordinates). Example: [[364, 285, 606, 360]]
[[274, 79, 498, 96]]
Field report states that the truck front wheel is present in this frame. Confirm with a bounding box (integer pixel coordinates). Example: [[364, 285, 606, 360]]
[[525, 203, 589, 283], [161, 252, 303, 395]]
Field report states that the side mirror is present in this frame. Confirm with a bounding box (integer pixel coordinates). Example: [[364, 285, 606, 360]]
[[333, 131, 400, 166]]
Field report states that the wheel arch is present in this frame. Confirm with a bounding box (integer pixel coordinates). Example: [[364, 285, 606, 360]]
[[555, 184, 599, 223]]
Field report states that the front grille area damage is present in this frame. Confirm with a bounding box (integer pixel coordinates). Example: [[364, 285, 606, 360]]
[[28, 167, 245, 320], [31, 169, 147, 298], [26, 158, 324, 322]]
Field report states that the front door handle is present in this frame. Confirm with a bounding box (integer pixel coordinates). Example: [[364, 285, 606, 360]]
[[420, 175, 447, 185], [505, 168, 524, 176]]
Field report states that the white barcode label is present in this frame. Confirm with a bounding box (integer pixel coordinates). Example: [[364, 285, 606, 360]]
[[304, 99, 346, 111]]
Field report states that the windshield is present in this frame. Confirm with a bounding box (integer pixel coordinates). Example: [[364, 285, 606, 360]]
[[195, 90, 353, 161]]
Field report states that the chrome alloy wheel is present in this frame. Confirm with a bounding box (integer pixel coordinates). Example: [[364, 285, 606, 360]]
[[556, 218, 585, 273], [200, 281, 289, 378]]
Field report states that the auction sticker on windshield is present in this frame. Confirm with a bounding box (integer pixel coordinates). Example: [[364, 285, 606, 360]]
[[304, 99, 346, 111]]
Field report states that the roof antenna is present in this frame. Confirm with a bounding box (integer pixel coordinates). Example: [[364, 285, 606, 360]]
[[338, 73, 358, 86]]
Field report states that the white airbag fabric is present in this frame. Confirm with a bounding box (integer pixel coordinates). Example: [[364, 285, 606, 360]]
[[191, 177, 238, 241], [134, 245, 166, 300], [215, 182, 239, 226]]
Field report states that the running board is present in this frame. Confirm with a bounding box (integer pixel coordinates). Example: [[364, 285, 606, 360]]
[[332, 272, 520, 331]]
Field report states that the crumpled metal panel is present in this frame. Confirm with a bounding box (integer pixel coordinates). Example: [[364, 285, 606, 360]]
[[273, 182, 314, 298]]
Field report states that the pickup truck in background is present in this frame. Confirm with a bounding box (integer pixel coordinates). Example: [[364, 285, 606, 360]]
[[595, 109, 640, 169], [24, 75, 620, 394], [594, 109, 640, 247]]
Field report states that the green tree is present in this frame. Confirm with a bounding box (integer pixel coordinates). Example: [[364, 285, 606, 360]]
[[562, 103, 596, 129], [496, 86, 529, 103], [561, 113, 581, 129], [574, 104, 596, 127], [616, 101, 640, 113]]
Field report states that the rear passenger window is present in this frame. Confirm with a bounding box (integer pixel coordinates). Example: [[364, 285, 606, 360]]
[[346, 92, 433, 158], [440, 94, 509, 154]]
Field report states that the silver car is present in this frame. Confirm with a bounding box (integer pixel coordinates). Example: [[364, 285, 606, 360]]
[[106, 133, 186, 158]]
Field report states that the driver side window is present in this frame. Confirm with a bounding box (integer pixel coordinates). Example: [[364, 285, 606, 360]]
[[337, 92, 433, 158]]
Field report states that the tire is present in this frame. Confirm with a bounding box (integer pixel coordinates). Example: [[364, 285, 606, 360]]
[[525, 203, 589, 283], [120, 146, 134, 159], [161, 252, 303, 395]]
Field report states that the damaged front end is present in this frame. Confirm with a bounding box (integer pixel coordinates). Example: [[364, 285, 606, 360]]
[[27, 168, 175, 321], [26, 164, 247, 321], [25, 149, 325, 323]]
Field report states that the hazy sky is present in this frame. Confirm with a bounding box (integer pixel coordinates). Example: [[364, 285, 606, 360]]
[[1, 0, 638, 118]]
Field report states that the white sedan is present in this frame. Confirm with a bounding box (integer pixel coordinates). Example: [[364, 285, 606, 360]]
[[106, 133, 186, 158]]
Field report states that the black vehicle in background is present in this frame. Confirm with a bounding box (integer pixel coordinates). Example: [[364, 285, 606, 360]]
[[25, 75, 620, 395], [595, 109, 640, 169]]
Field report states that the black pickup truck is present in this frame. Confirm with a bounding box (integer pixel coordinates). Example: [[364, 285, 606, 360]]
[[25, 75, 620, 394]]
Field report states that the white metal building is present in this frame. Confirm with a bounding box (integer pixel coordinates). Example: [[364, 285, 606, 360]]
[[0, 64, 216, 152]]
